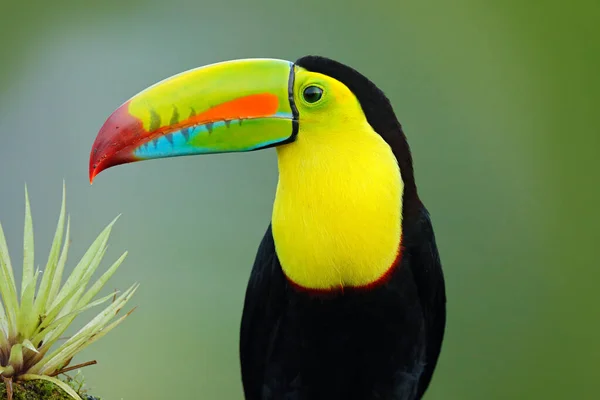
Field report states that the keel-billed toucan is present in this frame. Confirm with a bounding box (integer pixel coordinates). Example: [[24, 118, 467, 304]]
[[89, 56, 446, 400]]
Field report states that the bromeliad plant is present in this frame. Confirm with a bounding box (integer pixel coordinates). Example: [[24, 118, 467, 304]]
[[0, 185, 138, 400]]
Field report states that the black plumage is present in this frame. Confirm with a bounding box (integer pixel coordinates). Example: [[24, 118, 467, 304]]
[[239, 56, 446, 400]]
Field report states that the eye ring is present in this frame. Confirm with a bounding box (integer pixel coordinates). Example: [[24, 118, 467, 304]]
[[302, 85, 324, 104]]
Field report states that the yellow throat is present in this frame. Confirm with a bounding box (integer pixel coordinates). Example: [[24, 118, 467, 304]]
[[272, 119, 404, 291]]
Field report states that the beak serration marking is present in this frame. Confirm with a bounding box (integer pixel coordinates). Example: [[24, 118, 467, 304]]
[[180, 108, 196, 141], [149, 108, 161, 132], [181, 127, 190, 141], [170, 106, 180, 125]]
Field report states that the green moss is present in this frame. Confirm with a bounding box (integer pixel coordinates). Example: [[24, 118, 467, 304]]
[[0, 380, 100, 400]]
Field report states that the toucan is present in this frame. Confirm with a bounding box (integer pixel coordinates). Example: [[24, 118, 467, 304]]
[[89, 56, 446, 400]]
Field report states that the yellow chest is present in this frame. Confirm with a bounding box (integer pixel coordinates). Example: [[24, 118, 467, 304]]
[[272, 124, 403, 290]]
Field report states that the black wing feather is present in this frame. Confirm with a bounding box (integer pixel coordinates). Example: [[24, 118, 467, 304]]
[[239, 225, 286, 400], [410, 206, 446, 398]]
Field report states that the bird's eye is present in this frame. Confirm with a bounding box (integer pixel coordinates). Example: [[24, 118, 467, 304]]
[[302, 86, 324, 104]]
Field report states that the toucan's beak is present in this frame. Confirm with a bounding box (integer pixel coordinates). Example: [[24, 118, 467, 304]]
[[89, 59, 298, 183]]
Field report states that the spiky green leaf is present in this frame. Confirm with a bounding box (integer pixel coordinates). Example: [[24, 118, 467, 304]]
[[0, 223, 18, 338], [41, 233, 111, 332], [22, 186, 35, 297], [77, 251, 128, 309], [8, 343, 24, 373], [34, 182, 67, 317], [50, 216, 119, 311], [0, 314, 7, 347], [0, 287, 8, 345], [18, 269, 41, 338], [22, 339, 39, 354], [48, 216, 71, 304], [55, 246, 108, 321], [77, 305, 137, 350], [31, 291, 118, 348], [33, 283, 138, 375]]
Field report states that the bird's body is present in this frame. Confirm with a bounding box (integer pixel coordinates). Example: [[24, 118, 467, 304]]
[[89, 55, 446, 400], [242, 205, 443, 400]]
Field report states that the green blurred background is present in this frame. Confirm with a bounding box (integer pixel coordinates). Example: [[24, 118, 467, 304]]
[[1, 0, 598, 398]]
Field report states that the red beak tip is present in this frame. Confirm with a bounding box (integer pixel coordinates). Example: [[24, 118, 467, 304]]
[[89, 157, 99, 184]]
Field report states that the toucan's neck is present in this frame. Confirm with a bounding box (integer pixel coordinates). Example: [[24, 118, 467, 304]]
[[271, 124, 404, 291]]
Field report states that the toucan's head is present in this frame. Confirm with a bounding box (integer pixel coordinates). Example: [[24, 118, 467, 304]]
[[90, 55, 415, 195], [90, 56, 419, 290]]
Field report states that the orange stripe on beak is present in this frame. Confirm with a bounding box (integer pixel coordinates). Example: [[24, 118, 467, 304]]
[[153, 93, 280, 137]]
